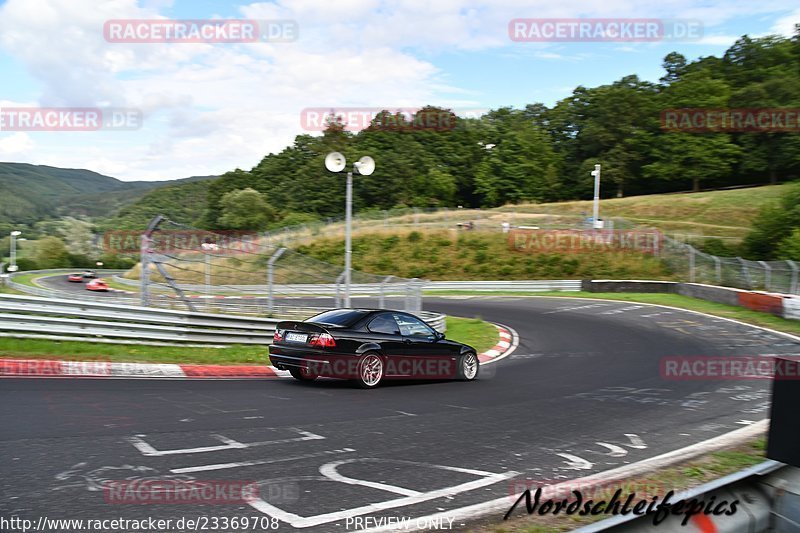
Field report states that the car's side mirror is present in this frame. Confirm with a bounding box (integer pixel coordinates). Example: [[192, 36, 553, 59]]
[[435, 331, 445, 341]]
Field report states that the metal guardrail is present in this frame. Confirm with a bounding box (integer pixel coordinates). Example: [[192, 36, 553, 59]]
[[424, 280, 582, 292], [0, 294, 446, 346], [576, 461, 796, 532], [110, 276, 583, 294]]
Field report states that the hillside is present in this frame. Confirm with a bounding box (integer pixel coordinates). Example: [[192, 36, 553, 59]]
[[0, 162, 216, 224], [96, 178, 212, 230], [509, 184, 794, 239]]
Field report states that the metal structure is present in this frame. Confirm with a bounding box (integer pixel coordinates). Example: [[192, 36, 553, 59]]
[[135, 215, 426, 314], [324, 152, 376, 307], [661, 236, 800, 295], [576, 460, 799, 532], [0, 293, 447, 346]]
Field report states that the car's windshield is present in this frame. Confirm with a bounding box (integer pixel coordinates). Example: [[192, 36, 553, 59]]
[[306, 309, 369, 327]]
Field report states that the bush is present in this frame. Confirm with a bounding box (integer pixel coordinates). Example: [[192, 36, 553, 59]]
[[14, 258, 39, 271], [408, 231, 422, 243]]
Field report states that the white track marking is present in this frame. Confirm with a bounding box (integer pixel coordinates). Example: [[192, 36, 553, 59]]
[[594, 443, 628, 457], [127, 428, 324, 456], [363, 420, 768, 532], [170, 447, 355, 474], [246, 458, 517, 529], [555, 453, 593, 470], [623, 433, 647, 449]]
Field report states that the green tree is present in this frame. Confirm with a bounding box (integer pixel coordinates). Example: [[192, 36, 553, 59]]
[[35, 236, 70, 268], [742, 184, 800, 258], [776, 228, 800, 260], [218, 188, 277, 230]]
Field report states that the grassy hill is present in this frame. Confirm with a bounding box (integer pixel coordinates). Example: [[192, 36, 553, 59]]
[[294, 229, 673, 281], [507, 184, 794, 239], [0, 162, 216, 225]]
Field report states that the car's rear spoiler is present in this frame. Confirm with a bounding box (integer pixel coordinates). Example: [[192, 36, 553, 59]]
[[276, 321, 330, 334]]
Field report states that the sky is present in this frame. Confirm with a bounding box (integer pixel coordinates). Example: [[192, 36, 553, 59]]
[[0, 0, 798, 181]]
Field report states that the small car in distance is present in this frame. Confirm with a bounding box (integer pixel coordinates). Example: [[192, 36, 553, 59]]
[[270, 309, 479, 389], [86, 278, 109, 291], [82, 270, 97, 279], [67, 273, 84, 282]]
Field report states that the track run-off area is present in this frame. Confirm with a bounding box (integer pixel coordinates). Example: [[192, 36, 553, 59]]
[[1, 296, 796, 531]]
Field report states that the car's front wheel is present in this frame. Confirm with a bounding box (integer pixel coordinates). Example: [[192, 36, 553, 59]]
[[458, 352, 479, 381], [289, 367, 317, 382], [355, 352, 384, 389]]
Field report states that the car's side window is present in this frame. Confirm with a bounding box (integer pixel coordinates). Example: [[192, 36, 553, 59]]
[[393, 314, 435, 340], [367, 313, 400, 335]]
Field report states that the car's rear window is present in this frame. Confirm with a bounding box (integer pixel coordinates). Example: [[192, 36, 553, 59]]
[[306, 309, 369, 327]]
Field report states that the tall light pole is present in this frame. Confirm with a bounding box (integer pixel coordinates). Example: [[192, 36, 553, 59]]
[[201, 242, 219, 303], [325, 152, 376, 308], [9, 231, 21, 272], [590, 164, 602, 229]]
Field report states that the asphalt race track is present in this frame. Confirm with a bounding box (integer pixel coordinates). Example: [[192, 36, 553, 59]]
[[37, 274, 122, 298], [1, 296, 797, 531]]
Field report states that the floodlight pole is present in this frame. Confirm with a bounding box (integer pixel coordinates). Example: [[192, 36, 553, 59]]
[[345, 170, 353, 308], [9, 231, 21, 272], [592, 164, 601, 229]]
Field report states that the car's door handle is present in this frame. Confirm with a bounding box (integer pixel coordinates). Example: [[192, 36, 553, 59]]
[[403, 339, 412, 344]]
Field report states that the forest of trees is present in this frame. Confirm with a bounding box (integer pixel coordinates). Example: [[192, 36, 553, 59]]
[[201, 29, 800, 230]]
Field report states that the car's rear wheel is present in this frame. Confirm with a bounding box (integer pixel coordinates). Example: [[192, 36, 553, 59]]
[[289, 367, 317, 382], [355, 352, 384, 389], [458, 352, 479, 381]]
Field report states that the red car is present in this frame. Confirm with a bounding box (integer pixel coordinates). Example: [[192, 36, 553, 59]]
[[86, 278, 109, 291], [67, 274, 83, 282]]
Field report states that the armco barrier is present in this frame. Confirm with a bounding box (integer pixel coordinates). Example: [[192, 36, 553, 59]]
[[0, 294, 447, 346], [785, 297, 800, 321], [573, 461, 796, 533], [674, 282, 743, 307], [738, 291, 784, 316]]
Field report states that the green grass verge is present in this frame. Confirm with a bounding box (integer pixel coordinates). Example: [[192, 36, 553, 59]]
[[0, 337, 269, 365], [445, 316, 500, 353], [468, 438, 766, 532], [0, 316, 500, 365], [7, 272, 46, 287]]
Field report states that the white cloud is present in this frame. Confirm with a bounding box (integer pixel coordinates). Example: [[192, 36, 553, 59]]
[[0, 0, 798, 180], [0, 132, 34, 156]]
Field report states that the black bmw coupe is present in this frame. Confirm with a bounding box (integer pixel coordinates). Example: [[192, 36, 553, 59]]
[[269, 309, 479, 388]]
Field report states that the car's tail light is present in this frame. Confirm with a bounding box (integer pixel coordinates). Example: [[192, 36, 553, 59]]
[[310, 333, 336, 348], [273, 329, 283, 342]]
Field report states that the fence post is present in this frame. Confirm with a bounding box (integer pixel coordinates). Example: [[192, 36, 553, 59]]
[[737, 257, 753, 289], [266, 247, 287, 315], [415, 279, 424, 313], [379, 275, 394, 309], [788, 260, 799, 295], [688, 245, 696, 283], [713, 255, 722, 284], [335, 270, 346, 308], [758, 261, 771, 292]]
